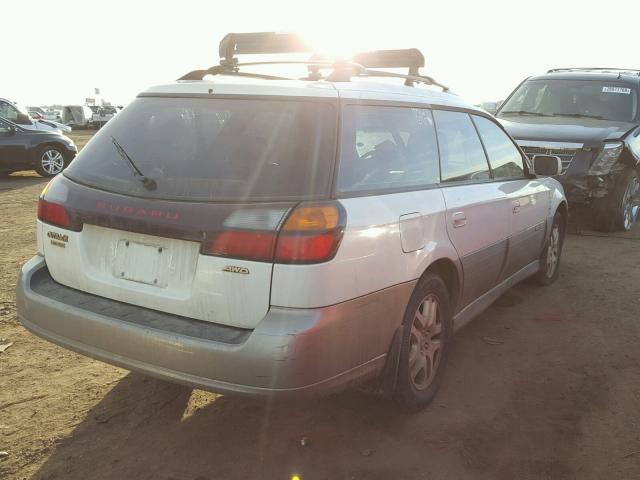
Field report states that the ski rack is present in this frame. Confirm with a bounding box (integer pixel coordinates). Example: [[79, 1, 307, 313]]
[[179, 32, 450, 92]]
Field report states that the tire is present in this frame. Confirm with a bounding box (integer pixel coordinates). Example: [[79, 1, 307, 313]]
[[593, 167, 640, 232], [394, 273, 452, 413], [533, 210, 565, 286], [35, 146, 67, 178]]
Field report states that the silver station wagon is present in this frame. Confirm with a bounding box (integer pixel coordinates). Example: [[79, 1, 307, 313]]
[[17, 33, 567, 411]]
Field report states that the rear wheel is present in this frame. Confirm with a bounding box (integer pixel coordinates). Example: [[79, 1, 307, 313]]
[[594, 167, 640, 232], [533, 210, 565, 286], [394, 273, 451, 412], [35, 146, 67, 177]]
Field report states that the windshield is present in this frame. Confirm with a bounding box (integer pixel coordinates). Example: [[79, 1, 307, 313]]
[[64, 97, 336, 201], [500, 79, 638, 122]]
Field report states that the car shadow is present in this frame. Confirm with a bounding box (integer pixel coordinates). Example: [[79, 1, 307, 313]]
[[31, 373, 415, 480], [0, 173, 47, 192], [567, 205, 640, 238]]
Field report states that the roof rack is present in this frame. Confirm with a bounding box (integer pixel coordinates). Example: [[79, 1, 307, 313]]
[[179, 32, 450, 91], [547, 67, 640, 77]]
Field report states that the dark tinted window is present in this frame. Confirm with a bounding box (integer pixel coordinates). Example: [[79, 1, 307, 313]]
[[500, 79, 638, 122], [64, 97, 336, 201], [0, 101, 19, 121], [338, 106, 440, 192], [472, 115, 525, 179], [433, 110, 489, 182]]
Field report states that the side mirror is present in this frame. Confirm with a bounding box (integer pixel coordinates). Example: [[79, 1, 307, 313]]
[[532, 154, 562, 176], [0, 125, 16, 135]]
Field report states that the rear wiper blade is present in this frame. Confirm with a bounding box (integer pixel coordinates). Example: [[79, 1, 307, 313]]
[[500, 110, 551, 116], [111, 136, 157, 191], [551, 113, 605, 120]]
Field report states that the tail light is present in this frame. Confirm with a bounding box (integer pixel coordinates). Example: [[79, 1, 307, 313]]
[[208, 230, 277, 262], [203, 202, 346, 264], [37, 198, 81, 231], [275, 203, 345, 264]]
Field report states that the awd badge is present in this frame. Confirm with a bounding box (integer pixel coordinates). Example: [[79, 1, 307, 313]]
[[223, 265, 250, 275]]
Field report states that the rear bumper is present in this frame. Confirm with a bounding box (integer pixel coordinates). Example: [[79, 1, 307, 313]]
[[16, 256, 413, 397]]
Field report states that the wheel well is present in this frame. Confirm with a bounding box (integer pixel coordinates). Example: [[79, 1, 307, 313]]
[[556, 201, 568, 231], [33, 142, 67, 161], [423, 258, 460, 313], [39, 142, 66, 152]]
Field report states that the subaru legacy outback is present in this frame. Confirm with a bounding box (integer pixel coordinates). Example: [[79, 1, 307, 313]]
[[16, 33, 567, 411]]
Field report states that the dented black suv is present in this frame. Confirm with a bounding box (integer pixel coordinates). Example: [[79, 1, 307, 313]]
[[497, 69, 640, 231]]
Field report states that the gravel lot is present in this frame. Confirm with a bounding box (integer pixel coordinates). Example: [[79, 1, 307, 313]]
[[1, 132, 639, 479]]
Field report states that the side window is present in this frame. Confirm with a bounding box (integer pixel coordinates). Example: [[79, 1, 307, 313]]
[[472, 115, 525, 179], [338, 106, 440, 193], [0, 101, 18, 122], [433, 110, 490, 182]]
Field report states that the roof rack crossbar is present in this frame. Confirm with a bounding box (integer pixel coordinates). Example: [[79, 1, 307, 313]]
[[548, 67, 640, 76], [359, 69, 449, 91], [179, 60, 450, 91]]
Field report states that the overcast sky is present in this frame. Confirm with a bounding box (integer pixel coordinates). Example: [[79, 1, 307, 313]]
[[5, 0, 639, 107]]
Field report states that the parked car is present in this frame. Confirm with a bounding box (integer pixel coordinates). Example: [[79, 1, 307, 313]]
[[27, 106, 47, 119], [0, 98, 71, 134], [16, 33, 567, 412], [61, 105, 94, 129], [497, 68, 640, 231], [44, 109, 64, 122], [0, 116, 77, 177], [90, 105, 118, 128]]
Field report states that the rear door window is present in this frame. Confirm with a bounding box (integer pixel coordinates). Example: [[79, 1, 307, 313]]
[[472, 115, 526, 179], [64, 97, 336, 201], [338, 105, 440, 193], [433, 110, 490, 182]]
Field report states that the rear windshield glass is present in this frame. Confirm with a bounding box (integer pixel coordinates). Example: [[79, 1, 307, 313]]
[[500, 79, 638, 122], [64, 97, 336, 201]]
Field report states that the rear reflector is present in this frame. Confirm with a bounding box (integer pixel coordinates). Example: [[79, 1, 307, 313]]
[[275, 233, 338, 263], [206, 230, 277, 262], [37, 198, 80, 231]]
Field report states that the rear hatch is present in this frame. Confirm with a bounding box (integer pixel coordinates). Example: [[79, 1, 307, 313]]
[[38, 95, 337, 329]]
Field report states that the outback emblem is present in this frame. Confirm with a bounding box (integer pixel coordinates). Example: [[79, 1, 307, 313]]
[[47, 231, 69, 248], [223, 265, 250, 275]]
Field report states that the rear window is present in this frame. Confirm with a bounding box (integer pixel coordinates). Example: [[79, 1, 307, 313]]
[[64, 97, 336, 201]]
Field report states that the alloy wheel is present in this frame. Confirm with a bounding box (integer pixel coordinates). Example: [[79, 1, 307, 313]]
[[408, 294, 443, 391], [546, 224, 560, 278], [40, 149, 65, 175], [622, 176, 640, 231]]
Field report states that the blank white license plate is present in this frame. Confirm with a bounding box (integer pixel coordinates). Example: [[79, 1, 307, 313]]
[[112, 240, 170, 287]]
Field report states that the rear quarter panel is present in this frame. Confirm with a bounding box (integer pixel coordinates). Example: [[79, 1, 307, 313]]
[[270, 189, 458, 309]]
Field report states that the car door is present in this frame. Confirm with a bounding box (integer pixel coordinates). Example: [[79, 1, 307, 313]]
[[433, 110, 511, 308], [471, 115, 550, 278], [0, 119, 28, 168]]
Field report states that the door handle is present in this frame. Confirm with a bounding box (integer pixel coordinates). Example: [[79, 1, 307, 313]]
[[452, 211, 467, 228], [512, 199, 521, 214]]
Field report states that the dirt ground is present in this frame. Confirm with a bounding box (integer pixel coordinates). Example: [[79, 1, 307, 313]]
[[1, 133, 640, 479]]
